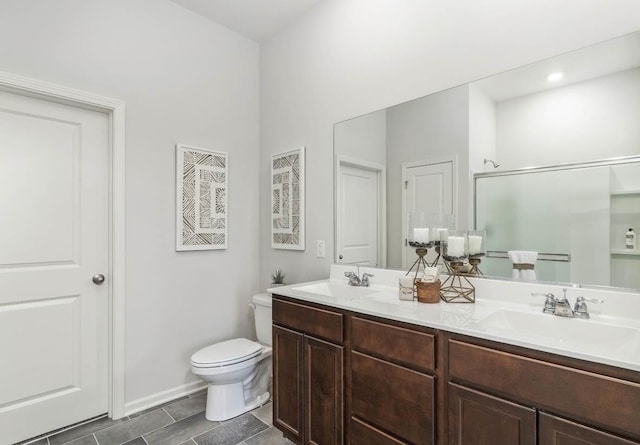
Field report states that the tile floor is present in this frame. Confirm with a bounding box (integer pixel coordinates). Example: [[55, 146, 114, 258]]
[[17, 391, 294, 445]]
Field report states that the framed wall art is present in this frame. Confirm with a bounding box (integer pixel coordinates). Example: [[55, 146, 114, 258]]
[[271, 146, 305, 250], [176, 144, 228, 251]]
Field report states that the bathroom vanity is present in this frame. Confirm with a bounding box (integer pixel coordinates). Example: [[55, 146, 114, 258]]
[[270, 267, 640, 445]]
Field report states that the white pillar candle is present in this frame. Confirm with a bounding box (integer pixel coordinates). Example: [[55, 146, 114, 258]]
[[434, 228, 449, 242], [447, 236, 466, 257], [468, 235, 483, 255], [413, 228, 429, 243]]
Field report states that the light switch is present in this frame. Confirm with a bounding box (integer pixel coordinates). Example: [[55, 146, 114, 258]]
[[316, 240, 325, 258]]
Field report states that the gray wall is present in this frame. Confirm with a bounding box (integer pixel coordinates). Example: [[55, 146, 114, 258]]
[[386, 86, 470, 267]]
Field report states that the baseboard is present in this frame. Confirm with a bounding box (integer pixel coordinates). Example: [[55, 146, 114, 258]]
[[124, 381, 207, 417]]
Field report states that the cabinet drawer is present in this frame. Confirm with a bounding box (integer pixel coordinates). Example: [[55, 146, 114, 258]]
[[351, 417, 406, 445], [449, 339, 640, 439], [273, 298, 343, 344], [351, 316, 435, 372], [351, 351, 434, 444]]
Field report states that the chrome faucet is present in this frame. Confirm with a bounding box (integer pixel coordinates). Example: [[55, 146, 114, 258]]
[[344, 271, 361, 286], [344, 267, 374, 287], [573, 296, 604, 319], [532, 288, 603, 318]]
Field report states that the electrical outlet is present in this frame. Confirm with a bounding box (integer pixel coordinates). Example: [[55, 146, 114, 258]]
[[316, 240, 325, 258]]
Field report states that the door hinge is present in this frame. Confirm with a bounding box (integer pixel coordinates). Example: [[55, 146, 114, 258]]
[[405, 238, 407, 246], [404, 180, 408, 189]]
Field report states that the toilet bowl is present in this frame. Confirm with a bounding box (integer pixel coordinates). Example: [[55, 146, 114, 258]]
[[190, 293, 272, 421]]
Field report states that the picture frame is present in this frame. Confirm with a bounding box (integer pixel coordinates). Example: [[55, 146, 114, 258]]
[[271, 146, 305, 250], [176, 144, 228, 251]]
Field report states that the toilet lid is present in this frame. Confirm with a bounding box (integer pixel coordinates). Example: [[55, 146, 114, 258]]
[[191, 338, 262, 367]]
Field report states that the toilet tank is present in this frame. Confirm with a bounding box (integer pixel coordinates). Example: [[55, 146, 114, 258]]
[[252, 293, 272, 346]]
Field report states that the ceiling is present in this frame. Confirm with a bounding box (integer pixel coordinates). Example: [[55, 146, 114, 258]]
[[474, 31, 640, 102], [170, 0, 323, 42]]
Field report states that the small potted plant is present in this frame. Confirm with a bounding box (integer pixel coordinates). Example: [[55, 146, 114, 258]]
[[271, 269, 286, 287]]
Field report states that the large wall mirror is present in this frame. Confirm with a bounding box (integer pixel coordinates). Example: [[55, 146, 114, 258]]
[[334, 30, 640, 291]]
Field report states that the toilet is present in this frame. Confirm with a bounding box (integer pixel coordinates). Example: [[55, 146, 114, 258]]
[[190, 293, 273, 421]]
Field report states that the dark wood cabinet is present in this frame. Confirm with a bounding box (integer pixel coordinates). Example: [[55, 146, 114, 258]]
[[273, 325, 304, 443], [539, 413, 640, 445], [305, 336, 343, 445], [350, 315, 437, 444], [272, 297, 344, 445], [448, 383, 536, 445], [273, 294, 640, 445], [447, 336, 640, 445], [350, 417, 406, 445]]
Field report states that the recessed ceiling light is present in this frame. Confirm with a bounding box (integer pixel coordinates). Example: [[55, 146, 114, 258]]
[[547, 72, 564, 82]]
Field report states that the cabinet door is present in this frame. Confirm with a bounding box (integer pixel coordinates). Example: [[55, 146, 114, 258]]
[[539, 413, 640, 445], [273, 325, 304, 444], [305, 336, 344, 445], [448, 383, 536, 445]]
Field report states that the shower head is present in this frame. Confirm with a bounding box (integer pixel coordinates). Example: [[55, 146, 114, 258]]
[[484, 158, 500, 169]]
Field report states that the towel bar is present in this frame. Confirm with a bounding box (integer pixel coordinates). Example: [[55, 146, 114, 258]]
[[486, 251, 571, 263]]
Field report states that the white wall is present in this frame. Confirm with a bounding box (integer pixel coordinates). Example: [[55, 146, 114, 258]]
[[496, 68, 640, 169], [0, 0, 260, 407], [469, 84, 497, 174], [259, 0, 640, 288]]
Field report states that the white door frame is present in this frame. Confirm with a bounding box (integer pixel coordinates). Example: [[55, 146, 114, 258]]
[[334, 155, 387, 268], [401, 156, 458, 267], [0, 71, 126, 419]]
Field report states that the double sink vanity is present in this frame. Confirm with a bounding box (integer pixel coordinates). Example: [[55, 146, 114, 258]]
[[269, 265, 640, 445]]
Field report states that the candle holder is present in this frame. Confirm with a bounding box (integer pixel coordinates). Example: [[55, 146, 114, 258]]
[[440, 231, 475, 303], [406, 247, 429, 296], [467, 230, 486, 276]]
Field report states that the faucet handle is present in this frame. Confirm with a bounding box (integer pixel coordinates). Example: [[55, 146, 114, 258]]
[[573, 296, 603, 319], [532, 292, 556, 314], [361, 273, 374, 287]]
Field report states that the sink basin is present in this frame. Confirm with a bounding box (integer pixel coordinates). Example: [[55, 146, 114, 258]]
[[292, 281, 379, 298], [481, 310, 638, 348]]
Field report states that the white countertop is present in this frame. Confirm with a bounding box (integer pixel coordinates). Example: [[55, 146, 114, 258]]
[[268, 265, 640, 373]]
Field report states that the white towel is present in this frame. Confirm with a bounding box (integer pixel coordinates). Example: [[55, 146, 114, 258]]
[[507, 250, 538, 281]]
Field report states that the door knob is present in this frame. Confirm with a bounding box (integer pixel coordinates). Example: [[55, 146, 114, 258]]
[[339, 255, 343, 260], [92, 274, 105, 285]]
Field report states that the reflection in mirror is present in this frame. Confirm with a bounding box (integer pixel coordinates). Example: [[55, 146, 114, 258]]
[[475, 158, 640, 289], [333, 31, 640, 291]]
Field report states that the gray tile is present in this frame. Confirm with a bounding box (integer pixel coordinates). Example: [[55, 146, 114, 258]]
[[144, 412, 219, 445], [129, 396, 190, 418], [164, 394, 206, 421], [65, 435, 98, 445], [50, 417, 127, 445], [194, 414, 268, 445], [122, 438, 147, 445], [245, 428, 294, 445], [178, 441, 197, 445], [250, 403, 272, 426], [95, 410, 173, 445]]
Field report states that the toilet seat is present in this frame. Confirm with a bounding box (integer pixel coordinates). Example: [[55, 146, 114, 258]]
[[191, 338, 262, 368]]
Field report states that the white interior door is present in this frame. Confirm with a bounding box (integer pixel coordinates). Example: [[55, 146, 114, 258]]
[[0, 90, 109, 444], [403, 160, 454, 268], [336, 163, 382, 266]]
